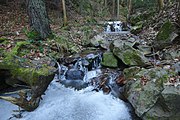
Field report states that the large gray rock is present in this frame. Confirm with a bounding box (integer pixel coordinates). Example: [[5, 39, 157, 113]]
[[124, 67, 180, 119], [111, 40, 149, 67], [143, 85, 180, 120]]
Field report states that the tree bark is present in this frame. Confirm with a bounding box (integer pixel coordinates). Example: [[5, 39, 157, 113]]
[[62, 0, 67, 26], [112, 0, 116, 18], [158, 0, 164, 10], [26, 0, 51, 39], [104, 0, 107, 8], [178, 1, 180, 25], [117, 0, 120, 19], [127, 0, 132, 21]]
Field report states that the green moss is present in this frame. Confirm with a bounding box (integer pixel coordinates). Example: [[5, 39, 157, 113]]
[[145, 113, 158, 120], [101, 52, 118, 68], [134, 81, 142, 89], [130, 11, 155, 26], [0, 38, 8, 43], [23, 28, 40, 39], [11, 65, 53, 86], [54, 36, 80, 53], [1, 41, 30, 68], [156, 21, 174, 42], [123, 49, 143, 65], [123, 67, 141, 79], [0, 39, 56, 87], [6, 41, 29, 57], [130, 21, 143, 34], [148, 70, 156, 79]]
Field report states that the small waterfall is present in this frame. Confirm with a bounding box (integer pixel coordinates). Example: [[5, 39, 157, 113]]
[[56, 52, 129, 104], [56, 62, 68, 80], [56, 53, 103, 89], [104, 21, 130, 33]]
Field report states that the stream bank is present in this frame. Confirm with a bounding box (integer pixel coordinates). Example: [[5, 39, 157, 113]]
[[0, 19, 179, 119]]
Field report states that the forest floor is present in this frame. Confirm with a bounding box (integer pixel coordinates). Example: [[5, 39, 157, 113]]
[[0, 2, 180, 120]]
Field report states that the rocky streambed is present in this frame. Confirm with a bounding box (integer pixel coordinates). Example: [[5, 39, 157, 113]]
[[0, 22, 179, 119], [88, 31, 180, 119]]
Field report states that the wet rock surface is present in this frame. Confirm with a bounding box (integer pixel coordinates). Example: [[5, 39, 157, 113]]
[[65, 69, 84, 80], [60, 80, 88, 90]]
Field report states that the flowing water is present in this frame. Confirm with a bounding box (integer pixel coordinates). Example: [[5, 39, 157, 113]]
[[104, 21, 130, 33], [0, 52, 133, 120]]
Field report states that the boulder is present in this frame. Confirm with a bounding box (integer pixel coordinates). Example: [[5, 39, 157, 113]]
[[101, 51, 118, 68], [130, 21, 143, 35], [143, 85, 180, 120], [0, 41, 56, 111], [65, 69, 84, 80], [137, 45, 152, 56], [0, 41, 56, 88], [90, 35, 110, 49], [60, 80, 88, 90], [123, 67, 179, 119], [154, 20, 178, 50], [161, 46, 180, 60], [111, 40, 149, 67]]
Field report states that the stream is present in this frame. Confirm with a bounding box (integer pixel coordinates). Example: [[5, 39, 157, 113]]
[[0, 21, 137, 120], [0, 52, 134, 120]]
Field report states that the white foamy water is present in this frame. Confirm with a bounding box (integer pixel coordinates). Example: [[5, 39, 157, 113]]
[[0, 80, 131, 120]]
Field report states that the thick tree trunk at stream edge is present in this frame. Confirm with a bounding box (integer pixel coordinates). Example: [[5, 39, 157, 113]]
[[26, 0, 51, 39]]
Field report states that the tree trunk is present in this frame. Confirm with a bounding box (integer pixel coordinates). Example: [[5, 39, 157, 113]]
[[26, 0, 51, 39], [127, 0, 132, 21], [104, 0, 107, 8], [112, 0, 115, 18], [158, 0, 164, 10], [178, 1, 180, 25], [117, 0, 120, 19], [62, 0, 67, 26]]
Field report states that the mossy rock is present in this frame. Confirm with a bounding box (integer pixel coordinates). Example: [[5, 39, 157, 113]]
[[155, 20, 176, 50], [124, 67, 177, 119], [101, 51, 118, 68], [111, 40, 149, 67], [0, 41, 56, 87], [90, 34, 110, 49], [123, 67, 141, 79], [143, 85, 180, 120], [0, 38, 8, 43], [54, 36, 81, 53], [130, 21, 143, 34], [130, 11, 155, 26], [10, 66, 55, 86]]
